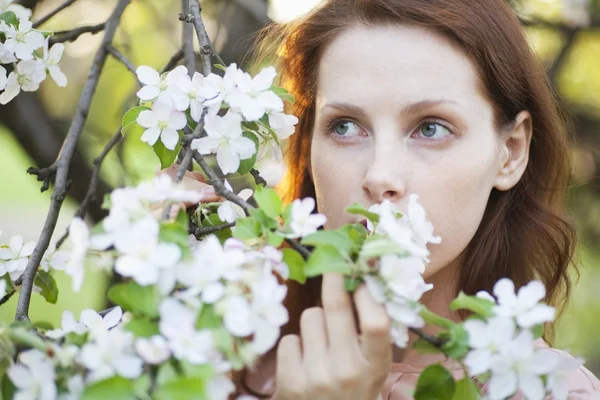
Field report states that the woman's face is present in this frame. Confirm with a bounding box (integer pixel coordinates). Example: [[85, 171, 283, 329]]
[[310, 24, 526, 280]]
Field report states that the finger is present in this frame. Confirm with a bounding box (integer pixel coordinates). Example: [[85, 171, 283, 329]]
[[321, 273, 360, 363], [276, 334, 306, 398], [353, 284, 392, 369], [300, 307, 328, 366]]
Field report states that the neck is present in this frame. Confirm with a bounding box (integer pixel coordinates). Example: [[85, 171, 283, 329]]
[[391, 259, 462, 365]]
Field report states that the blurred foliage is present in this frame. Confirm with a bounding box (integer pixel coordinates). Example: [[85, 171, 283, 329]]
[[0, 0, 599, 376]]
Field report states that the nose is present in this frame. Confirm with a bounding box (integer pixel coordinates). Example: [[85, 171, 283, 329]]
[[361, 145, 406, 203]]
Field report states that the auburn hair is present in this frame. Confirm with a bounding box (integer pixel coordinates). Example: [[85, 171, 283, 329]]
[[250, 0, 577, 349]]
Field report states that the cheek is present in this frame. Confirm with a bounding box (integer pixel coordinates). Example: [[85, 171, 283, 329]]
[[419, 146, 500, 279]]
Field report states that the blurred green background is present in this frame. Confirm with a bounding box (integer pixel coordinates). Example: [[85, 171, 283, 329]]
[[0, 0, 599, 376]]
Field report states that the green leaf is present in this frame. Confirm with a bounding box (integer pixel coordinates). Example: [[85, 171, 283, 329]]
[[237, 131, 259, 175], [301, 230, 353, 256], [196, 305, 221, 330], [32, 321, 54, 331], [108, 281, 161, 318], [452, 378, 481, 400], [39, 30, 53, 38], [125, 316, 160, 337], [531, 324, 544, 339], [282, 248, 306, 283], [133, 374, 152, 400], [122, 106, 150, 133], [360, 236, 404, 259], [420, 307, 454, 330], [249, 208, 278, 230], [414, 338, 443, 355], [339, 223, 368, 252], [82, 376, 135, 400], [157, 362, 179, 386], [160, 210, 191, 257], [101, 193, 112, 209], [449, 292, 495, 318], [414, 364, 456, 400], [443, 324, 470, 359], [0, 11, 18, 27], [153, 131, 184, 169], [253, 185, 282, 220], [214, 63, 227, 72], [344, 275, 361, 292], [232, 217, 261, 240], [201, 213, 232, 242], [34, 270, 58, 304], [266, 231, 284, 247], [345, 202, 379, 224], [304, 245, 352, 277], [270, 85, 295, 104], [1, 372, 16, 400], [154, 377, 207, 400]]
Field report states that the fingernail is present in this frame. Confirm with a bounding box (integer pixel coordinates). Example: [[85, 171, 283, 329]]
[[200, 186, 216, 195]]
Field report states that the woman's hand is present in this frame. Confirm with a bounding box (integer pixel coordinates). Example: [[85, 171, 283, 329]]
[[275, 273, 392, 400], [151, 165, 222, 220]]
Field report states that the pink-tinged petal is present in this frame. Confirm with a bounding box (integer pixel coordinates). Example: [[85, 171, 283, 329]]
[[49, 66, 67, 87], [136, 65, 161, 86], [252, 66, 277, 91], [168, 110, 187, 130], [136, 85, 160, 101], [136, 110, 158, 128], [141, 127, 161, 146], [160, 128, 179, 150], [102, 307, 123, 329], [230, 136, 256, 159], [216, 148, 239, 174]]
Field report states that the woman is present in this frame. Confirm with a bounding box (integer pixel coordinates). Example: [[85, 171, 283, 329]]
[[170, 0, 600, 398]]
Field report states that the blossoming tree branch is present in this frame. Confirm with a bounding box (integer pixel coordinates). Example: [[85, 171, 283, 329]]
[[0, 1, 586, 399]]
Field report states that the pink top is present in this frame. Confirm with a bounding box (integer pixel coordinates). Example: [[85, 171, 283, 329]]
[[382, 342, 600, 399]]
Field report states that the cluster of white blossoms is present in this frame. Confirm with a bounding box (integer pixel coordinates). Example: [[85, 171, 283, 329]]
[[134, 63, 298, 174], [464, 279, 582, 400], [359, 195, 440, 347], [0, 1, 67, 104]]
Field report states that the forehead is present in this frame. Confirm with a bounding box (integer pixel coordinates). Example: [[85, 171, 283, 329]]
[[316, 24, 490, 113]]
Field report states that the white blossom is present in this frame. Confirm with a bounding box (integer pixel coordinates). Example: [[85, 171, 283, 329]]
[[135, 335, 171, 364], [0, 65, 7, 90], [79, 327, 143, 383], [545, 350, 584, 400], [0, 279, 6, 299], [136, 65, 188, 107], [0, 43, 16, 64], [201, 64, 238, 115], [492, 278, 556, 328], [173, 71, 210, 121], [286, 197, 327, 238], [45, 310, 87, 339], [257, 112, 298, 162], [463, 316, 516, 375], [249, 273, 288, 353], [0, 1, 32, 20], [114, 216, 181, 291], [0, 59, 46, 104], [40, 39, 66, 87], [79, 307, 123, 338], [486, 330, 558, 400], [159, 298, 216, 364], [404, 194, 441, 246], [7, 349, 56, 400], [191, 112, 256, 174], [220, 295, 254, 337], [136, 173, 204, 204], [225, 66, 284, 121], [1, 18, 44, 60], [217, 180, 253, 223], [0, 234, 35, 280], [58, 374, 85, 400], [137, 100, 187, 150]]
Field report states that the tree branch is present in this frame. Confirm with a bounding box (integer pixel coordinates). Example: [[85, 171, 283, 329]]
[[194, 222, 236, 237], [106, 44, 140, 81], [182, 0, 196, 75], [50, 23, 106, 46], [14, 0, 131, 322], [33, 0, 78, 28]]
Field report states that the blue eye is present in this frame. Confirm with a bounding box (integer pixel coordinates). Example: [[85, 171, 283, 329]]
[[416, 121, 452, 140], [330, 120, 362, 137]]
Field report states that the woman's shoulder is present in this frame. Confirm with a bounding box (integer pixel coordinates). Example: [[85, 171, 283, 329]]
[[534, 340, 600, 398]]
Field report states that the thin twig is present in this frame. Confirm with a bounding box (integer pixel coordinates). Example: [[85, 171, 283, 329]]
[[195, 222, 236, 236], [0, 289, 16, 306], [14, 0, 131, 322], [409, 327, 448, 349], [33, 0, 78, 28], [50, 23, 106, 46], [187, 1, 214, 76], [107, 45, 139, 79], [182, 0, 196, 75]]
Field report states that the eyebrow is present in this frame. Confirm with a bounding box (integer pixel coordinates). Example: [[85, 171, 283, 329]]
[[321, 99, 460, 116]]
